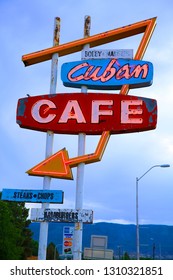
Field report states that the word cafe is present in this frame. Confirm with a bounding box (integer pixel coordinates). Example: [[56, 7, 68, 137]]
[[17, 93, 157, 135]]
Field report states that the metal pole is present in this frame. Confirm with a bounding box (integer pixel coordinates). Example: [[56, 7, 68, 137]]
[[152, 243, 156, 260], [135, 164, 170, 260], [73, 16, 91, 260], [136, 177, 140, 260], [38, 17, 60, 260]]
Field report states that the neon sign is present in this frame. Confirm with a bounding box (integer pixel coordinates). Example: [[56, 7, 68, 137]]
[[61, 58, 153, 90], [17, 93, 157, 135]]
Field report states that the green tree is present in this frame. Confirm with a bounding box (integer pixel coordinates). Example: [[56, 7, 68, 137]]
[[123, 252, 131, 260], [30, 240, 39, 256], [0, 193, 33, 259], [8, 201, 33, 259], [46, 242, 60, 260], [0, 200, 22, 259]]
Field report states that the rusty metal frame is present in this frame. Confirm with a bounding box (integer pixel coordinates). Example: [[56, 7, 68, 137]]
[[22, 17, 157, 68]]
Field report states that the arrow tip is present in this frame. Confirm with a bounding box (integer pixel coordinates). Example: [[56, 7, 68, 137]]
[[26, 148, 73, 180]]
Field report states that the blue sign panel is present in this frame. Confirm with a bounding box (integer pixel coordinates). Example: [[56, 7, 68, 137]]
[[1, 189, 64, 204], [61, 58, 153, 90]]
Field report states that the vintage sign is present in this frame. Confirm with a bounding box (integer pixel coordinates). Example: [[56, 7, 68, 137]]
[[1, 189, 64, 203], [81, 49, 133, 60], [61, 58, 153, 90], [17, 93, 157, 135], [30, 208, 93, 223]]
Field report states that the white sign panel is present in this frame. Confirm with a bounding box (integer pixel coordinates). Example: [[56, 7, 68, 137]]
[[91, 235, 108, 249], [84, 248, 114, 260], [81, 49, 133, 59], [31, 208, 93, 223]]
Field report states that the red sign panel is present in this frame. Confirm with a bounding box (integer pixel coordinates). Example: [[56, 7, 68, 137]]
[[16, 93, 157, 135]]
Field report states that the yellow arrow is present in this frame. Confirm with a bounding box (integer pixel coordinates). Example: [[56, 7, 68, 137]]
[[27, 131, 110, 180]]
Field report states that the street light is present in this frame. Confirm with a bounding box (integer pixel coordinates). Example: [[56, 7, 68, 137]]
[[136, 164, 170, 260]]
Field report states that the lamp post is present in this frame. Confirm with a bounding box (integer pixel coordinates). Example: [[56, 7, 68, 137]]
[[136, 164, 170, 260]]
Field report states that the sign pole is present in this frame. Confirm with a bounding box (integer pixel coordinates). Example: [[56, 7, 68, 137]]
[[73, 16, 91, 260], [38, 17, 60, 260]]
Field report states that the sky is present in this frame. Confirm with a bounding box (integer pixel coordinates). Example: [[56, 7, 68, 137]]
[[0, 0, 173, 226]]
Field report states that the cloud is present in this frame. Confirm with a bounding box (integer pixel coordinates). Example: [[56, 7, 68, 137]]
[[94, 219, 135, 224]]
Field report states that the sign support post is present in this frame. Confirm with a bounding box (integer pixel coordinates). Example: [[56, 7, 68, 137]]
[[73, 16, 91, 260], [38, 17, 60, 260]]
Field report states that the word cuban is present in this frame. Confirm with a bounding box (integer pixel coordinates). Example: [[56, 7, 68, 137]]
[[67, 59, 149, 82]]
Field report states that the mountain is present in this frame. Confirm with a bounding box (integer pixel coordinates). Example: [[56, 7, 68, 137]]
[[29, 222, 173, 259]]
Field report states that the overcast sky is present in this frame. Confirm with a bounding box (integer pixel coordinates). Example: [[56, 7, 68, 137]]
[[1, 0, 173, 225]]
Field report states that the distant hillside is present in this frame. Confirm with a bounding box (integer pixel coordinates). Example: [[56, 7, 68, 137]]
[[29, 222, 173, 259]]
